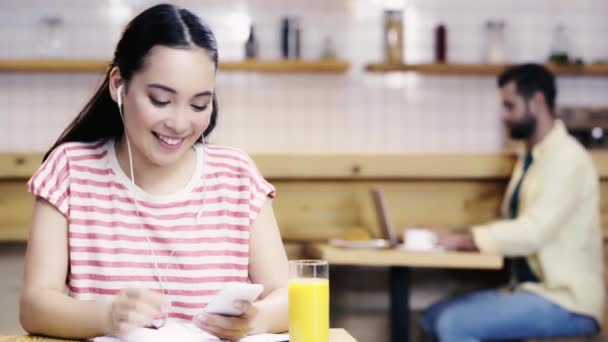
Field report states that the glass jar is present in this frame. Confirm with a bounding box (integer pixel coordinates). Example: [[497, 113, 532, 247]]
[[548, 24, 570, 64], [384, 10, 404, 64], [483, 20, 508, 64]]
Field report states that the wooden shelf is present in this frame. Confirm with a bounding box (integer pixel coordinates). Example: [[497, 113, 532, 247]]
[[0, 59, 350, 74], [220, 59, 349, 73], [365, 63, 608, 76], [0, 59, 109, 73]]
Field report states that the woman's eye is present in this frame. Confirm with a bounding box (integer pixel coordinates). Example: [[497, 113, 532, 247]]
[[191, 104, 208, 112], [150, 97, 170, 107]]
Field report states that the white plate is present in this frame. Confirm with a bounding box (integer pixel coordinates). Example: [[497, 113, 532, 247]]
[[329, 238, 393, 249], [398, 243, 445, 253]]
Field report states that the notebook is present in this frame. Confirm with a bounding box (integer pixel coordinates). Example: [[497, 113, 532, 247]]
[[93, 321, 289, 342]]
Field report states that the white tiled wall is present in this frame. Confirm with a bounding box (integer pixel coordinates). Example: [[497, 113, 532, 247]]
[[1, 0, 607, 153]]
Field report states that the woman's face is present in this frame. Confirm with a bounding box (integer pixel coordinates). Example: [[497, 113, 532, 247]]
[[114, 46, 216, 167]]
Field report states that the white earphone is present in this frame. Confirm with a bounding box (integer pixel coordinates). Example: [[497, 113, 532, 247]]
[[117, 84, 124, 118]]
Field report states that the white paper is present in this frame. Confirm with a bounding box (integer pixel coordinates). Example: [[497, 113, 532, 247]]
[[93, 321, 288, 342], [240, 333, 289, 342]]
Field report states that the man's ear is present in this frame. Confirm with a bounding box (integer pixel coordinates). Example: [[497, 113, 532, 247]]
[[531, 90, 547, 113]]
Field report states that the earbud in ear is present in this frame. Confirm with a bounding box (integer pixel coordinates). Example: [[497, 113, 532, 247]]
[[117, 85, 124, 109]]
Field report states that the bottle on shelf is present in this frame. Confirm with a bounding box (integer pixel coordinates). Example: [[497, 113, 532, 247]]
[[434, 23, 447, 63], [281, 17, 301, 60], [320, 36, 337, 60], [245, 24, 259, 59]]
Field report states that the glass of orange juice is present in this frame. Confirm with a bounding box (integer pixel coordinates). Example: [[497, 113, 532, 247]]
[[288, 260, 329, 342]]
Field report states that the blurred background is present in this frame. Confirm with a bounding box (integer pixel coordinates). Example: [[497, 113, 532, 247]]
[[1, 1, 607, 341], [2, 0, 607, 153]]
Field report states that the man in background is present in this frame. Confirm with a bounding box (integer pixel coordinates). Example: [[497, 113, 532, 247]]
[[420, 64, 604, 341]]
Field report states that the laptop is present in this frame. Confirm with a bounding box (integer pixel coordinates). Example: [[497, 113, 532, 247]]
[[329, 188, 399, 249]]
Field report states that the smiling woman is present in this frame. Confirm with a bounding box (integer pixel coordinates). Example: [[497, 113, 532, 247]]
[[109, 46, 216, 174], [19, 4, 288, 341]]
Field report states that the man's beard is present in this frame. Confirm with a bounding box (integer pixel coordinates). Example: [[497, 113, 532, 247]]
[[507, 113, 537, 140]]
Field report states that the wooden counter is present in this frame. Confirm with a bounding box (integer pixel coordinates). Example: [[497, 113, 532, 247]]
[[2, 151, 608, 330], [2, 152, 608, 244], [4, 150, 608, 179], [3, 152, 515, 179]]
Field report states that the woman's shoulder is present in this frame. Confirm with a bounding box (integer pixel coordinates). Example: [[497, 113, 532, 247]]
[[47, 140, 110, 161], [201, 144, 274, 198], [203, 144, 257, 167], [28, 140, 110, 214], [202, 144, 267, 181]]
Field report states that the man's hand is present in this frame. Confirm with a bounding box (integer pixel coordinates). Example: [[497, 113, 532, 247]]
[[430, 229, 478, 251]]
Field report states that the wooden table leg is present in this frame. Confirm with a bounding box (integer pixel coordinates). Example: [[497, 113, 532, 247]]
[[390, 266, 411, 342]]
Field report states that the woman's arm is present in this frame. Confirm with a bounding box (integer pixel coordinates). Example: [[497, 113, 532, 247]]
[[193, 200, 289, 339], [20, 198, 111, 338], [20, 199, 167, 339], [247, 200, 289, 334]]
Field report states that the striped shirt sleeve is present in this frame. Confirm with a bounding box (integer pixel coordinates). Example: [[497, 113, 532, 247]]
[[240, 153, 275, 224], [27, 145, 71, 217]]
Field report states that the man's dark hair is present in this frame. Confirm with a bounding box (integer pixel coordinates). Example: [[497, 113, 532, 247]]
[[498, 63, 557, 114]]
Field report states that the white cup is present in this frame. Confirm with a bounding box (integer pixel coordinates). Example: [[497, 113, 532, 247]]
[[403, 228, 438, 251]]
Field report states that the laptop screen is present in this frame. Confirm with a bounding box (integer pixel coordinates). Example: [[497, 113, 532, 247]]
[[370, 188, 399, 246]]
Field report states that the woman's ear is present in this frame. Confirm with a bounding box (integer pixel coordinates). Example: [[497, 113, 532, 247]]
[[108, 67, 123, 104]]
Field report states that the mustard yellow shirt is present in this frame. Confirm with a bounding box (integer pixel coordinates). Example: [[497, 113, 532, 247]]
[[472, 120, 605, 324]]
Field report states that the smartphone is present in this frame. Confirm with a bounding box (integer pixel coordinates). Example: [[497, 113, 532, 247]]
[[204, 283, 264, 316]]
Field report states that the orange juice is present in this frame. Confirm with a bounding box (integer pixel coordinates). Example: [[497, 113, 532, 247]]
[[288, 278, 329, 342]]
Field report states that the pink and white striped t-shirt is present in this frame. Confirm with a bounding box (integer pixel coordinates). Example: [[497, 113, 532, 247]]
[[27, 139, 275, 321]]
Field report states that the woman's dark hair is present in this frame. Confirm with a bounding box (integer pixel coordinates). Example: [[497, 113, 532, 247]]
[[43, 4, 219, 161], [498, 63, 556, 115]]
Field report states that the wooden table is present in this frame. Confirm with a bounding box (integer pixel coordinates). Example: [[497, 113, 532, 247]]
[[0, 329, 357, 342], [306, 243, 504, 342]]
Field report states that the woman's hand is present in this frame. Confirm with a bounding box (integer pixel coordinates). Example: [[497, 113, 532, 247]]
[[193, 300, 259, 341], [105, 288, 169, 336]]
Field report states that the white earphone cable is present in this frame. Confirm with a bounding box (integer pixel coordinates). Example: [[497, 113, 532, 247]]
[[117, 87, 210, 328], [118, 87, 172, 326]]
